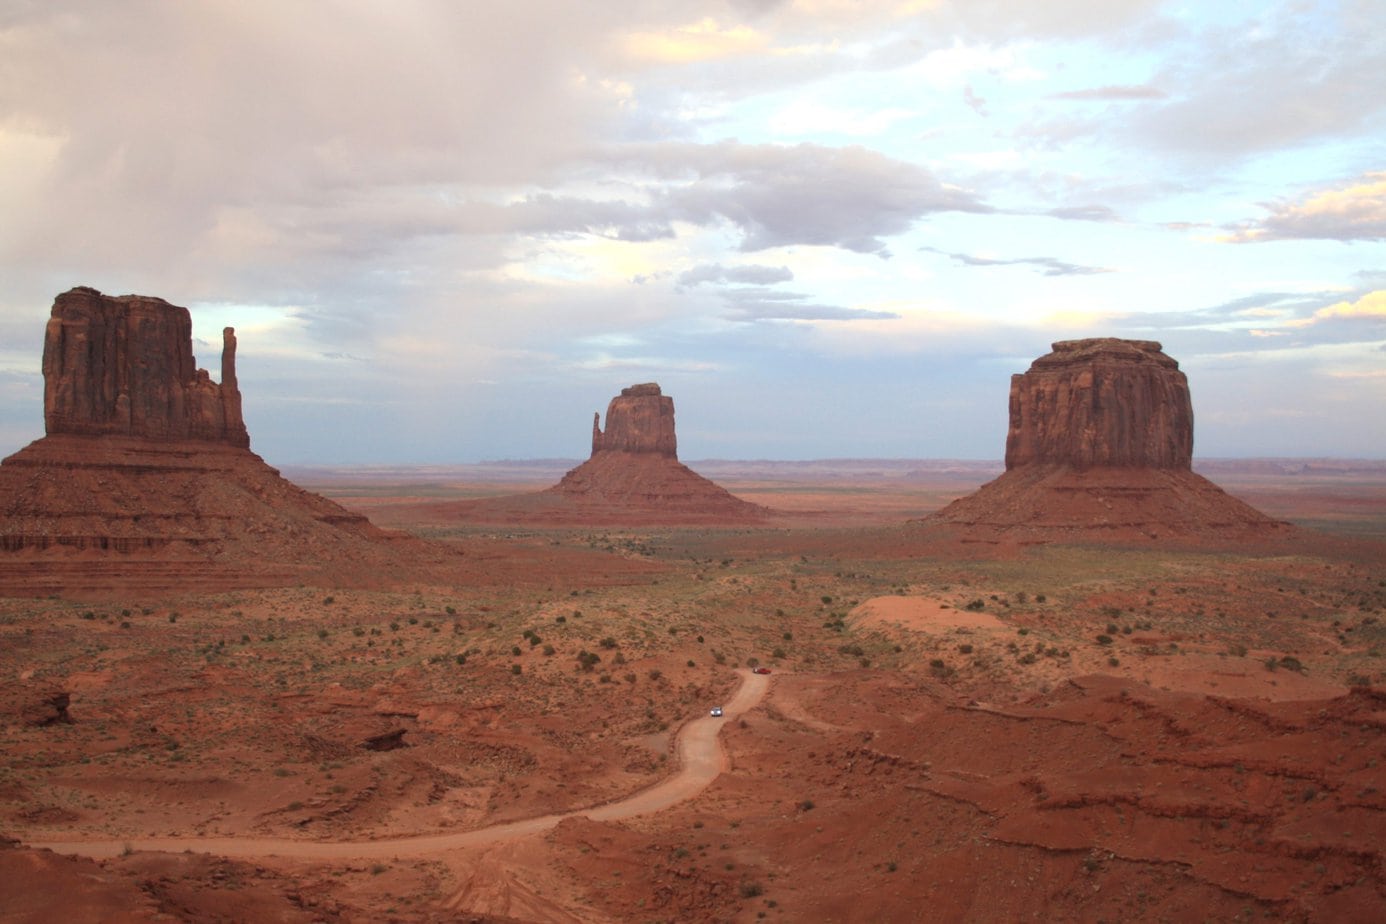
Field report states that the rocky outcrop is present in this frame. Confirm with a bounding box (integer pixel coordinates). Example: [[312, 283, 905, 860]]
[[928, 338, 1289, 543], [539, 383, 767, 523], [0, 287, 454, 596], [430, 383, 768, 525], [43, 287, 249, 447], [22, 691, 72, 727], [591, 383, 677, 457], [1005, 339, 1191, 470]]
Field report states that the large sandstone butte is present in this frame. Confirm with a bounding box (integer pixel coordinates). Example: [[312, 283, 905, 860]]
[[928, 338, 1290, 542], [544, 382, 768, 522], [590, 383, 677, 457], [409, 383, 768, 525], [0, 287, 445, 596], [43, 287, 249, 447]]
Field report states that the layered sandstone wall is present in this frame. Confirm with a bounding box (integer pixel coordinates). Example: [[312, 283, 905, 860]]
[[1004, 339, 1192, 471], [42, 287, 249, 448], [591, 383, 677, 458]]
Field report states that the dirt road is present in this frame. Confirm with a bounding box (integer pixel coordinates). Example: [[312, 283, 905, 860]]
[[28, 670, 770, 861]]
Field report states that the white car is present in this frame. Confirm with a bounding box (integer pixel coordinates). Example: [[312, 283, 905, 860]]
[[710, 706, 723, 717]]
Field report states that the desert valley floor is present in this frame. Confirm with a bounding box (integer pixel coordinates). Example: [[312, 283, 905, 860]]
[[3, 459, 1386, 923]]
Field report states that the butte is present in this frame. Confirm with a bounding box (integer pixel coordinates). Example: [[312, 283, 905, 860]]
[[425, 383, 768, 526], [0, 286, 445, 596], [925, 338, 1292, 544]]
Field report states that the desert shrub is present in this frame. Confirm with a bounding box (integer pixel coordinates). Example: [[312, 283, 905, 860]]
[[322, 596, 334, 605], [772, 647, 786, 659], [511, 664, 522, 675], [576, 650, 601, 671], [511, 645, 522, 656], [542, 644, 555, 656], [599, 636, 618, 649], [821, 596, 833, 604], [455, 653, 466, 665], [958, 643, 973, 654], [747, 656, 760, 667], [647, 669, 662, 680], [1107, 657, 1120, 667], [1096, 634, 1114, 645], [964, 599, 985, 611]]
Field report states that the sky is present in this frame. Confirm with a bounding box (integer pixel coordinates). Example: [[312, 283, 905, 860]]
[[1, 0, 1383, 464]]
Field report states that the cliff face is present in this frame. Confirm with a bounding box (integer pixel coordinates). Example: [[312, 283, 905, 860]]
[[42, 287, 249, 448], [1004, 339, 1192, 471], [1, 286, 451, 596], [591, 383, 677, 458], [928, 337, 1287, 543]]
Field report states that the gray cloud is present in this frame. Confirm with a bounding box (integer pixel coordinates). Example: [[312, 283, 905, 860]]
[[1046, 205, 1121, 222], [617, 142, 991, 256], [1132, 4, 1386, 159], [921, 247, 1111, 277], [677, 263, 794, 287], [721, 290, 899, 323]]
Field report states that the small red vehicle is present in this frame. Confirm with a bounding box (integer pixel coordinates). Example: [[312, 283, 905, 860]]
[[752, 667, 771, 675]]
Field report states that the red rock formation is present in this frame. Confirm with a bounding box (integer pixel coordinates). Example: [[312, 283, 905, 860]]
[[1005, 339, 1192, 470], [928, 338, 1289, 543], [591, 383, 677, 457], [0, 287, 453, 596], [43, 286, 249, 447], [427, 383, 768, 525], [538, 382, 766, 523]]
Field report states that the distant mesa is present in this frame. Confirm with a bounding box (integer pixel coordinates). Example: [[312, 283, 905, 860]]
[[927, 338, 1291, 542], [416, 383, 769, 526], [0, 287, 444, 596], [546, 382, 768, 521]]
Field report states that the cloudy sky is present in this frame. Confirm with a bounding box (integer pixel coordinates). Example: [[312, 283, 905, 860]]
[[2, 0, 1383, 463]]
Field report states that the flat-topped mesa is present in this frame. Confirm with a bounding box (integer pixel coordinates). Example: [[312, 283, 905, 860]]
[[926, 336, 1289, 543], [1004, 338, 1192, 471], [590, 382, 677, 458], [42, 286, 249, 448]]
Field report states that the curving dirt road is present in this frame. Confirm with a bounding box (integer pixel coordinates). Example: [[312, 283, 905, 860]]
[[28, 670, 769, 861]]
